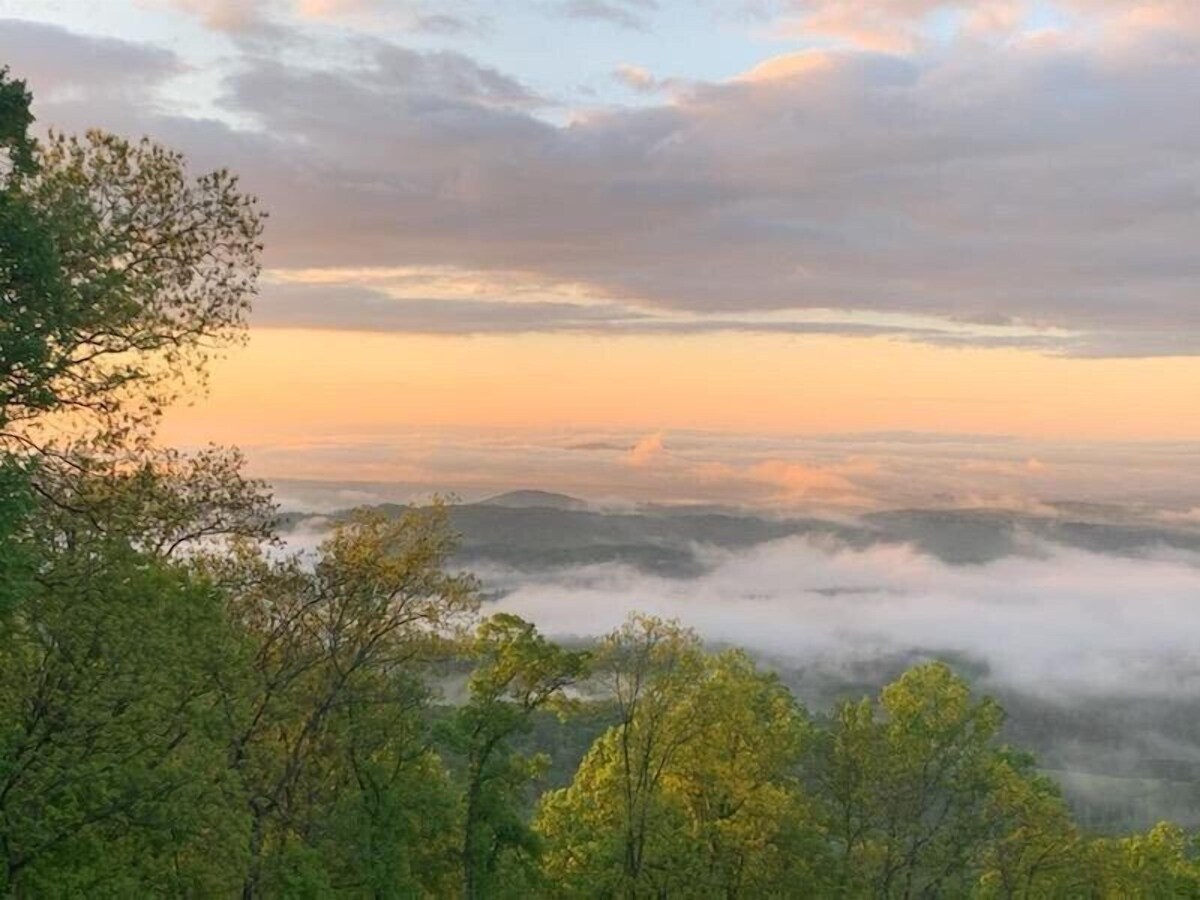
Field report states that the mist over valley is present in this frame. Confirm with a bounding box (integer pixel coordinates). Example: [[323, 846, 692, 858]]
[[277, 484, 1200, 832]]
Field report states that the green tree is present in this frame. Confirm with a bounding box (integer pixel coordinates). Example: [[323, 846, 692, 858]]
[[810, 662, 1085, 899], [539, 616, 706, 897], [0, 68, 49, 614], [1081, 821, 1200, 899], [205, 507, 477, 897], [1, 126, 262, 439], [0, 67, 57, 434], [0, 543, 248, 895], [664, 649, 830, 898], [538, 617, 825, 898], [974, 757, 1084, 899], [445, 613, 588, 899], [0, 455, 32, 616], [0, 65, 267, 615], [0, 69, 270, 895]]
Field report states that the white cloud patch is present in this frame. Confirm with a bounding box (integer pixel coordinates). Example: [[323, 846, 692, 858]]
[[488, 536, 1200, 698]]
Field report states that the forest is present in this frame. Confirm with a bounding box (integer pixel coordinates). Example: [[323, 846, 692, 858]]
[[1, 66, 1198, 898]]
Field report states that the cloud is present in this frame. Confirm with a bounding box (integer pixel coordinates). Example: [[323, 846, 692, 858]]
[[555, 0, 655, 31], [771, 0, 956, 52], [749, 457, 877, 500], [220, 32, 1200, 354], [1160, 507, 1200, 525], [251, 283, 656, 332], [233, 41, 542, 114], [686, 456, 876, 506], [757, 0, 1200, 52], [735, 50, 836, 82], [624, 432, 667, 467], [412, 12, 490, 36], [148, 0, 491, 35], [294, 0, 375, 17], [153, 0, 369, 30], [0, 18, 182, 102], [249, 279, 1059, 342], [152, 0, 271, 32], [612, 63, 662, 92], [13, 11, 1200, 355], [489, 535, 1200, 699], [218, 428, 1200, 513], [959, 456, 1049, 476]]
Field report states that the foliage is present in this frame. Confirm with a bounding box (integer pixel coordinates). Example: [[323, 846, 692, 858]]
[[1, 65, 1198, 899], [0, 454, 32, 616], [538, 617, 831, 898], [2, 127, 263, 439], [444, 613, 589, 899], [207, 506, 478, 896], [0, 544, 247, 895]]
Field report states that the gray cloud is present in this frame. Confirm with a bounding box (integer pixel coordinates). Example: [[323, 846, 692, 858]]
[[251, 281, 1055, 342], [251, 283, 653, 332], [554, 0, 656, 31], [0, 17, 181, 103], [220, 36, 1200, 353], [412, 12, 490, 36], [8, 12, 1200, 354]]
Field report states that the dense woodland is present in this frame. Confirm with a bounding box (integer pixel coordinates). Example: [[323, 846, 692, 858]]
[[1, 67, 1198, 898]]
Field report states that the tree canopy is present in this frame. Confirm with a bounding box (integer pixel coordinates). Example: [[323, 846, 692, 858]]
[[1, 65, 1197, 899]]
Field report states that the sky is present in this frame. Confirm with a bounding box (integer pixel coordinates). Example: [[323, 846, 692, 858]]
[[4, 0, 1200, 506]]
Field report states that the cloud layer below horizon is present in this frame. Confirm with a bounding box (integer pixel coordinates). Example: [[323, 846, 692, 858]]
[[488, 534, 1200, 700]]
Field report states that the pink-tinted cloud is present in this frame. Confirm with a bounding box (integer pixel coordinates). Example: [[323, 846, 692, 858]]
[[612, 63, 662, 92], [624, 432, 667, 467], [959, 457, 1049, 477], [14, 9, 1200, 355], [151, 0, 271, 31]]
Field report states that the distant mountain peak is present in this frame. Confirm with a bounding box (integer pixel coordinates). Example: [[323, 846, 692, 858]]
[[474, 489, 587, 510]]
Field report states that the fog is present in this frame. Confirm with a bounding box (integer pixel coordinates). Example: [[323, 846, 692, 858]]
[[481, 537, 1200, 701], [278, 507, 1200, 825]]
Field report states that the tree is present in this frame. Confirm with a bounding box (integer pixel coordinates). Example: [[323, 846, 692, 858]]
[[809, 662, 1086, 899], [0, 68, 49, 615], [1082, 822, 1200, 899], [0, 68, 274, 894], [0, 454, 32, 617], [0, 68, 34, 175], [664, 650, 829, 898], [0, 67, 56, 435], [538, 617, 826, 898], [541, 616, 706, 897], [445, 613, 588, 899], [205, 506, 478, 897], [0, 544, 248, 895], [0, 66, 267, 615], [974, 757, 1084, 899], [1, 126, 262, 439]]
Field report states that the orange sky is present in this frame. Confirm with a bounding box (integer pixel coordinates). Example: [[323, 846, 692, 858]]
[[160, 328, 1200, 451]]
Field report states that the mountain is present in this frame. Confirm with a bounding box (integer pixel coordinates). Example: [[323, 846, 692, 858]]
[[474, 490, 588, 511], [278, 492, 1200, 578]]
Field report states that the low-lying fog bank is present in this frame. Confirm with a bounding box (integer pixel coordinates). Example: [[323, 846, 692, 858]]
[[281, 499, 1200, 830]]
